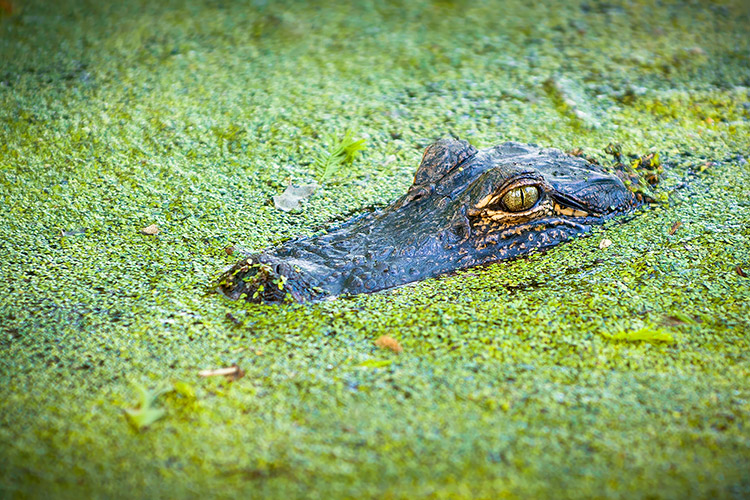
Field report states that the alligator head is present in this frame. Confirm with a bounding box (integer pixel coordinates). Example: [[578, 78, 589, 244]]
[[220, 138, 639, 303]]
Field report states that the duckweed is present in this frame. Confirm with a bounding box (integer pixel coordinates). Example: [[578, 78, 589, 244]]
[[1, 0, 749, 498]]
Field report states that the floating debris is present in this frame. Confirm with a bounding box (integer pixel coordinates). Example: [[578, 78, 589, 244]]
[[602, 326, 675, 344], [198, 364, 245, 381], [375, 335, 403, 354], [272, 183, 317, 212], [141, 224, 160, 235], [124, 384, 173, 432]]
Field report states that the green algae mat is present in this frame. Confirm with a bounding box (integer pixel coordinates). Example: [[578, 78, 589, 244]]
[[2, 0, 750, 498]]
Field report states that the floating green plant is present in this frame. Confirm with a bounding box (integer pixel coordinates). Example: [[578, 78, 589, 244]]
[[313, 130, 367, 184]]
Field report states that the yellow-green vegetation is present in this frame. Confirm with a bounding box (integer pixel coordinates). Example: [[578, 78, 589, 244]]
[[123, 383, 173, 432], [1, 0, 749, 498]]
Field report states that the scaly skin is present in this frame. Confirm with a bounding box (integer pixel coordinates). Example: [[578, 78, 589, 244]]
[[220, 138, 639, 303]]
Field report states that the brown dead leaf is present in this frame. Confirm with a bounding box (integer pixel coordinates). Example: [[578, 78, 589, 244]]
[[141, 224, 160, 235], [662, 312, 699, 327], [668, 221, 682, 235], [663, 316, 686, 326], [375, 335, 403, 354], [0, 1, 15, 16], [736, 265, 747, 278]]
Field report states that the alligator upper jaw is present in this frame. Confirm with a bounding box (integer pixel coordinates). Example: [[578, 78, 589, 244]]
[[218, 210, 610, 304], [219, 208, 635, 304]]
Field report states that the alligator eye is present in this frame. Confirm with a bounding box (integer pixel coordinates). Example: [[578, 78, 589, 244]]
[[501, 185, 540, 212]]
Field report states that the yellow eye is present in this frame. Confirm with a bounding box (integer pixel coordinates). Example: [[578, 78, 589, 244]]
[[501, 185, 540, 212]]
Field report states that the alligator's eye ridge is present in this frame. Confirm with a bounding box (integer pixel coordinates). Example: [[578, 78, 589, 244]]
[[501, 185, 540, 212]]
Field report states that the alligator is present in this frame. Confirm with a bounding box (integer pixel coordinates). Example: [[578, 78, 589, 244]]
[[220, 138, 641, 303]]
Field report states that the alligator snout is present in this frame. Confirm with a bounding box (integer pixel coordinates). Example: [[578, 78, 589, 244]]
[[220, 254, 314, 303]]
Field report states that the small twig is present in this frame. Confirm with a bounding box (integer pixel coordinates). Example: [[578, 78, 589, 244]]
[[198, 365, 245, 380]]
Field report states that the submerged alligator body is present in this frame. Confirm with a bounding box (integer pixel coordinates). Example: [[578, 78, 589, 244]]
[[221, 138, 639, 303]]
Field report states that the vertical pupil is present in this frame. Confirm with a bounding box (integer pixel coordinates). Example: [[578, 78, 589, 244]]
[[522, 186, 539, 208], [499, 186, 539, 211]]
